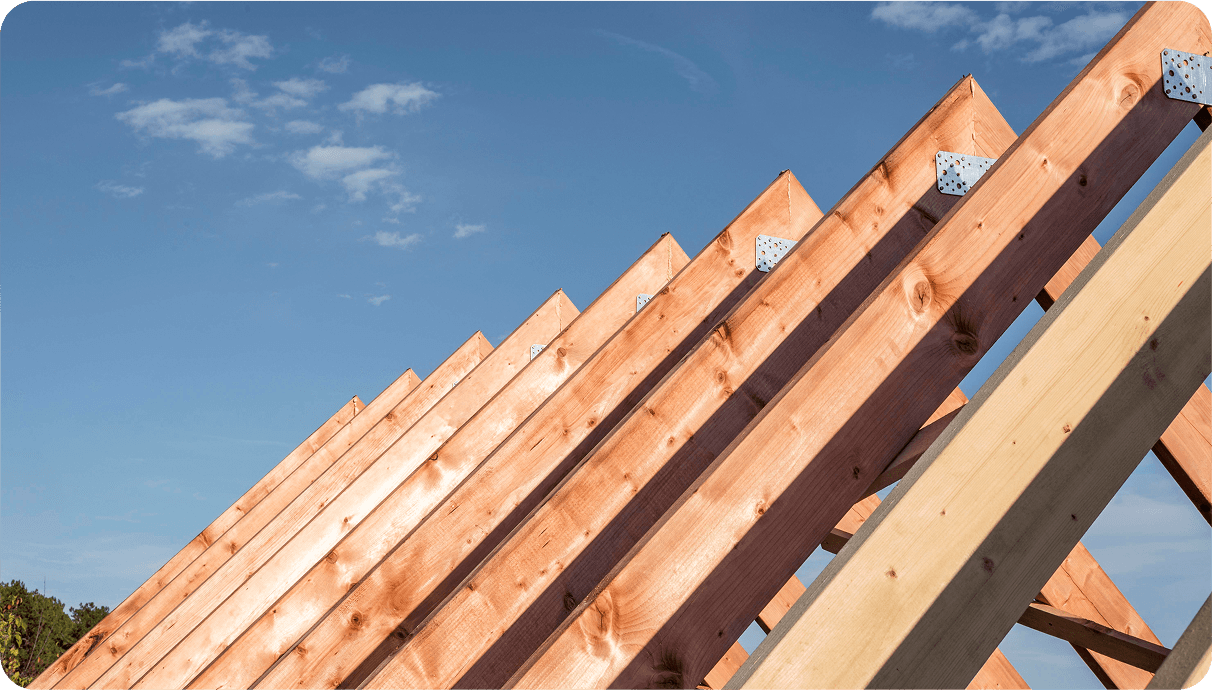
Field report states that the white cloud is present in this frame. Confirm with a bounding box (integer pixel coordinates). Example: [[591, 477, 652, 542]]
[[284, 120, 324, 134], [289, 144, 394, 179], [209, 29, 273, 70], [139, 22, 273, 71], [274, 77, 328, 98], [342, 168, 397, 201], [96, 181, 145, 198], [369, 230, 421, 250], [252, 92, 307, 113], [158, 21, 212, 57], [236, 190, 302, 206], [386, 185, 421, 214], [90, 83, 129, 97], [311, 203, 327, 213], [337, 293, 352, 299], [116, 98, 254, 158], [872, 3, 1128, 64], [454, 223, 486, 239], [1021, 11, 1127, 63], [368, 294, 392, 306], [120, 55, 155, 70], [596, 31, 718, 95], [338, 83, 439, 115], [871, 2, 978, 32], [318, 54, 351, 74]]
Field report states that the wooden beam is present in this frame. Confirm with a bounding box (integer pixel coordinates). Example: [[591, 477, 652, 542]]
[[28, 393, 370, 690], [1147, 595, 1211, 689], [1018, 603, 1170, 674], [52, 335, 487, 690], [702, 643, 748, 689], [1039, 233, 1211, 528], [81, 294, 573, 689], [969, 650, 1031, 690], [508, 6, 1210, 688], [813, 512, 1165, 687], [733, 100, 1212, 689], [369, 75, 1019, 690], [187, 235, 690, 690], [48, 341, 482, 688], [1039, 541, 1165, 688], [248, 172, 824, 690]]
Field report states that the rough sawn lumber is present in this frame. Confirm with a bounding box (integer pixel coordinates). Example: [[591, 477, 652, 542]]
[[512, 4, 1210, 687], [369, 74, 1017, 690], [260, 171, 823, 690], [29, 394, 369, 690], [90, 292, 574, 689], [735, 100, 1212, 690], [191, 234, 689, 690]]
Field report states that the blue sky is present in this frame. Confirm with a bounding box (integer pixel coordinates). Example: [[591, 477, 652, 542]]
[[2, 2, 1208, 688]]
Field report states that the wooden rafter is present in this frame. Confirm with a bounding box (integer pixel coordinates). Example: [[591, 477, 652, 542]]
[[369, 74, 1020, 690], [187, 235, 691, 690], [1018, 604, 1169, 673], [28, 393, 370, 690], [733, 104, 1212, 690], [247, 173, 823, 690], [52, 333, 489, 689], [83, 292, 575, 689], [504, 5, 1210, 688]]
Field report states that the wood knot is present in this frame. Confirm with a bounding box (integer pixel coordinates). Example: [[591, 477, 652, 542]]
[[886, 568, 897, 579], [556, 347, 567, 358], [1118, 82, 1141, 109], [904, 272, 933, 315], [852, 466, 862, 480], [982, 557, 995, 573], [563, 592, 576, 611], [1062, 424, 1071, 434], [952, 331, 979, 356]]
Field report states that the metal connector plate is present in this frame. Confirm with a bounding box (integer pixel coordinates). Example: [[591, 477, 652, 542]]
[[1163, 49, 1210, 105], [636, 294, 653, 311], [756, 235, 796, 273], [530, 344, 545, 360], [936, 151, 996, 196]]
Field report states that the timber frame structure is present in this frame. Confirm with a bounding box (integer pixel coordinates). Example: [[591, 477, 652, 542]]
[[32, 4, 1211, 689]]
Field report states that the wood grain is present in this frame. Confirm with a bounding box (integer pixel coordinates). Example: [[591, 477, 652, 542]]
[[512, 6, 1210, 687], [1018, 603, 1169, 673], [368, 75, 1016, 690], [735, 108, 1212, 689], [267, 171, 822, 690], [112, 293, 575, 689], [192, 235, 689, 690], [53, 335, 488, 690], [29, 394, 369, 690]]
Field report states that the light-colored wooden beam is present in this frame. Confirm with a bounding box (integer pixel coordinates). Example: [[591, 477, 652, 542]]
[[369, 74, 1019, 690], [819, 523, 1168, 679], [190, 235, 690, 690], [509, 6, 1210, 688], [1147, 595, 1211, 689], [29, 393, 369, 690], [1018, 603, 1170, 674], [734, 100, 1212, 689], [252, 172, 824, 690], [84, 293, 574, 689]]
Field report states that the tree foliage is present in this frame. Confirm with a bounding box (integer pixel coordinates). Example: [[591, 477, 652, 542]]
[[0, 581, 109, 687]]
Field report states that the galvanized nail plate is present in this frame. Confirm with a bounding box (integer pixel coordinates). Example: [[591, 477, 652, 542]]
[[756, 235, 796, 273], [1163, 48, 1210, 105], [936, 151, 996, 197], [636, 293, 654, 311], [530, 344, 545, 360]]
